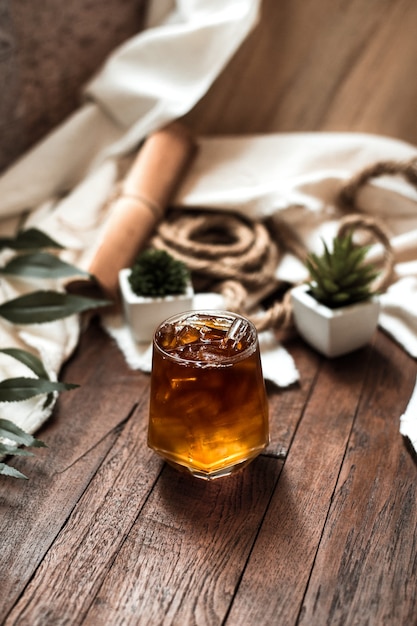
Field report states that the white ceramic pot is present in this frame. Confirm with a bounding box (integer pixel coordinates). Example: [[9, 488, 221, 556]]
[[290, 283, 380, 358], [119, 268, 194, 343]]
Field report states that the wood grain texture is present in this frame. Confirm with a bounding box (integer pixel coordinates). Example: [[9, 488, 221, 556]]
[[298, 331, 417, 625], [0, 323, 146, 619], [4, 394, 163, 626], [226, 335, 417, 625], [265, 335, 321, 458], [183, 0, 417, 144], [82, 458, 282, 626], [224, 342, 380, 625]]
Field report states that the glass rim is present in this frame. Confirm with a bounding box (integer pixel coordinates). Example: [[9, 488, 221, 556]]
[[152, 309, 259, 365]]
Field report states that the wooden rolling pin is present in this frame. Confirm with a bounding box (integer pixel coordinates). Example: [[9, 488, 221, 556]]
[[68, 121, 197, 304]]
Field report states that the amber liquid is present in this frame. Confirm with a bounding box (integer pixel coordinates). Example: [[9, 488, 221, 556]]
[[148, 312, 269, 479]]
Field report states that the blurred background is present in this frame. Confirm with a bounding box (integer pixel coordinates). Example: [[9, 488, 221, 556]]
[[1, 0, 417, 173]]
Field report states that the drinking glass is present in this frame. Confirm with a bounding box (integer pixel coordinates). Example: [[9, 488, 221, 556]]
[[148, 310, 269, 479]]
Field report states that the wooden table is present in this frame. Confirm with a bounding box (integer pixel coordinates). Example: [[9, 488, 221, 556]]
[[2, 1, 417, 624]]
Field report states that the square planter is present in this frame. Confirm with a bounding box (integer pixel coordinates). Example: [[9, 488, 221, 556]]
[[290, 283, 380, 358], [119, 268, 194, 343]]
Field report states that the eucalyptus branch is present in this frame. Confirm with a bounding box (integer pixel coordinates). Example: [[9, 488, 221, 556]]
[[0, 418, 46, 479], [0, 227, 110, 480], [0, 227, 63, 251]]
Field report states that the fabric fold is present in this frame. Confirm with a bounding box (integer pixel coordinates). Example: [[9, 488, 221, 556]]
[[0, 0, 261, 220]]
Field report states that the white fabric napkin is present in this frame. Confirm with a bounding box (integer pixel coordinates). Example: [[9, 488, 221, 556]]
[[1, 0, 417, 455], [379, 278, 417, 358], [400, 375, 417, 454]]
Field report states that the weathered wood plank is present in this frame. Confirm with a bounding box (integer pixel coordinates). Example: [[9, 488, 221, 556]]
[[3, 397, 163, 626], [81, 458, 282, 626], [223, 340, 376, 625], [266, 335, 321, 458], [299, 331, 417, 625], [0, 321, 146, 620]]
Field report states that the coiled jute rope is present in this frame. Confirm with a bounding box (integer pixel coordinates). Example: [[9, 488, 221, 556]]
[[151, 156, 417, 332], [151, 210, 284, 331]]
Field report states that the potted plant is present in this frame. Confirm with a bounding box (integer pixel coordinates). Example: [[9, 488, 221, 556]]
[[119, 249, 194, 342], [290, 230, 381, 357]]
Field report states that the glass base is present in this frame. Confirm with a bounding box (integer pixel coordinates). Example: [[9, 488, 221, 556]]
[[154, 446, 267, 481]]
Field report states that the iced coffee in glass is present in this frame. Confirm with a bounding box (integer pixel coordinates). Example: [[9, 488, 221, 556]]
[[148, 310, 269, 479]]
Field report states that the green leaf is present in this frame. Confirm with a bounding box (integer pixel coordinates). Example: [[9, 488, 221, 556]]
[[339, 272, 360, 288], [0, 463, 28, 479], [0, 418, 46, 448], [306, 256, 332, 282], [305, 230, 381, 308], [0, 228, 63, 251], [322, 277, 339, 293], [0, 377, 78, 403], [0, 419, 47, 479], [0, 349, 63, 408], [308, 284, 327, 302], [42, 393, 55, 410], [322, 240, 332, 268], [0, 443, 34, 457], [314, 252, 331, 274], [0, 252, 90, 279], [0, 291, 111, 324], [331, 292, 352, 304], [1, 348, 49, 379], [346, 285, 374, 298], [357, 265, 379, 281], [347, 247, 371, 273]]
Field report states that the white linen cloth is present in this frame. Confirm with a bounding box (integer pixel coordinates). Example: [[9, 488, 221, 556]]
[[400, 375, 417, 453], [1, 0, 417, 453]]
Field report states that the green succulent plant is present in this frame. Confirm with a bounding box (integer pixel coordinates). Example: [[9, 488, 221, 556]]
[[128, 249, 190, 297], [306, 230, 380, 308]]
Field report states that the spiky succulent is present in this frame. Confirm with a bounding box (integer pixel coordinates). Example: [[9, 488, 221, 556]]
[[128, 249, 190, 297], [306, 231, 380, 308]]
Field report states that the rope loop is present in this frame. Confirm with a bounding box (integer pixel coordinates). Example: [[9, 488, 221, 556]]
[[337, 214, 394, 293], [251, 289, 294, 333], [337, 155, 417, 294], [340, 156, 417, 209]]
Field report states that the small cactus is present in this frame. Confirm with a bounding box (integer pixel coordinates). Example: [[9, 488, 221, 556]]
[[128, 249, 190, 297], [306, 231, 380, 308]]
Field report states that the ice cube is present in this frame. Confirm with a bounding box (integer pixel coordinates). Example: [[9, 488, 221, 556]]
[[177, 324, 201, 346], [159, 323, 177, 349], [200, 325, 226, 342]]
